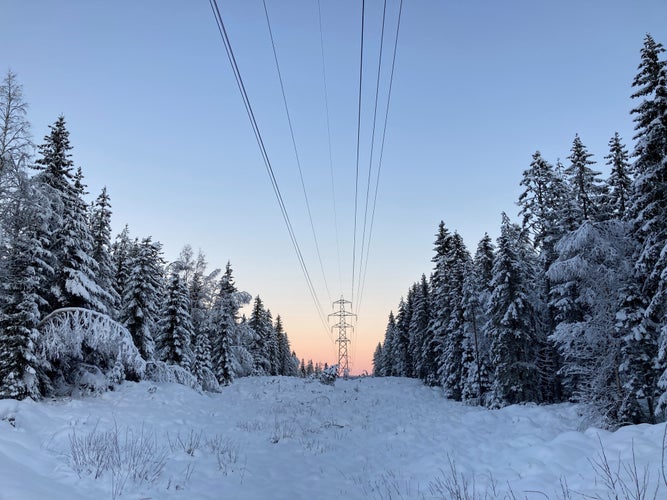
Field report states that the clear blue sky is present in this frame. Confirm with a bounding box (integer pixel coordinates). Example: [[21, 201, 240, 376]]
[[3, 0, 666, 372]]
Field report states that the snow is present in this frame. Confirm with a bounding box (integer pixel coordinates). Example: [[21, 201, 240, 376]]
[[0, 377, 665, 499]]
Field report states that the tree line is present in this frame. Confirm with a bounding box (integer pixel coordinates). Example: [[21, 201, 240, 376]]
[[0, 73, 301, 400], [373, 34, 667, 429]]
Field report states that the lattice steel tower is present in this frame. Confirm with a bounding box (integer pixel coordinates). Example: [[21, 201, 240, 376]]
[[329, 297, 356, 377]]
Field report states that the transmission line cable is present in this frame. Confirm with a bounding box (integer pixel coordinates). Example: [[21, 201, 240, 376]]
[[208, 0, 332, 342], [351, 0, 365, 308], [356, 0, 404, 319], [317, 0, 343, 297], [355, 0, 388, 316], [262, 0, 332, 305]]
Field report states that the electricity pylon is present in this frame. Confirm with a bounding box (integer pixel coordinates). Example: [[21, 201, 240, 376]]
[[329, 297, 356, 378]]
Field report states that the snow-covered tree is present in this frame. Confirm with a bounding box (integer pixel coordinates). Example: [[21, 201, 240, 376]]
[[372, 342, 383, 377], [111, 225, 135, 305], [624, 34, 667, 421], [209, 263, 249, 384], [156, 272, 194, 370], [487, 214, 541, 407], [605, 132, 633, 219], [380, 311, 398, 376], [248, 296, 274, 375], [435, 232, 471, 400], [191, 328, 219, 392], [230, 315, 257, 378], [460, 237, 495, 404], [564, 134, 607, 223], [424, 222, 454, 385], [393, 295, 412, 377], [120, 237, 164, 361], [0, 187, 50, 399], [548, 220, 634, 426], [89, 187, 120, 316], [33, 116, 109, 313], [274, 315, 296, 376], [0, 70, 32, 213], [408, 275, 430, 380]]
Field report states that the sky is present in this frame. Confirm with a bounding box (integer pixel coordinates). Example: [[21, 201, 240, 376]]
[[2, 0, 666, 374]]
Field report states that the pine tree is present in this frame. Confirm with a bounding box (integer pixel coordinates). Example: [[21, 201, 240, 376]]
[[372, 342, 384, 377], [435, 232, 471, 400], [380, 311, 398, 376], [548, 220, 633, 426], [394, 294, 413, 377], [408, 275, 430, 380], [192, 328, 216, 386], [33, 116, 109, 313], [274, 315, 294, 376], [248, 296, 273, 375], [564, 134, 607, 223], [0, 187, 50, 399], [111, 225, 135, 305], [605, 133, 633, 219], [89, 187, 120, 316], [624, 34, 667, 421], [424, 222, 454, 385], [182, 249, 219, 340], [460, 237, 495, 404], [210, 262, 247, 384], [120, 237, 164, 361], [487, 214, 541, 407], [156, 272, 194, 370], [519, 152, 559, 249]]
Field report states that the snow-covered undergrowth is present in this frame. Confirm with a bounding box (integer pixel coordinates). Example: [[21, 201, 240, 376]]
[[0, 377, 665, 499]]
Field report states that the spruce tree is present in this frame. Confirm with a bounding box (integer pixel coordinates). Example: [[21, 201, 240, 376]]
[[89, 187, 120, 316], [156, 272, 194, 370], [210, 262, 245, 385], [460, 237, 495, 405], [624, 34, 667, 420], [408, 275, 430, 380], [424, 222, 454, 385], [487, 214, 541, 407], [605, 133, 633, 219], [380, 311, 398, 376], [394, 295, 413, 377], [372, 343, 384, 377], [564, 134, 607, 223], [248, 296, 273, 375], [111, 225, 135, 305], [431, 232, 469, 399], [0, 189, 50, 399], [120, 237, 164, 361], [548, 220, 633, 426], [33, 116, 109, 312], [191, 328, 218, 390]]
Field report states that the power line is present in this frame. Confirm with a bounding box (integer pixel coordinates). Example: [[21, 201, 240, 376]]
[[208, 0, 332, 342], [351, 0, 366, 308], [261, 0, 332, 305], [356, 0, 404, 319], [355, 0, 388, 315], [317, 0, 343, 297]]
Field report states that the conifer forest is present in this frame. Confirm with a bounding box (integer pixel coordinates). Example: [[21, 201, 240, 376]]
[[373, 34, 667, 429], [0, 77, 303, 399]]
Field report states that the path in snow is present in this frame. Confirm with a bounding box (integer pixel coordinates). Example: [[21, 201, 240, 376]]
[[0, 377, 665, 499]]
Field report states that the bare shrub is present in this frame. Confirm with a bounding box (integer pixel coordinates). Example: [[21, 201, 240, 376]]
[[167, 429, 203, 456], [67, 422, 166, 499]]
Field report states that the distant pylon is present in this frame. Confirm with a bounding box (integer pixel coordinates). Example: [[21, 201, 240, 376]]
[[329, 296, 356, 377]]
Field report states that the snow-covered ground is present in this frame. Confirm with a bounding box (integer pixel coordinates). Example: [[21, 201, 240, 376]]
[[0, 377, 665, 499]]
